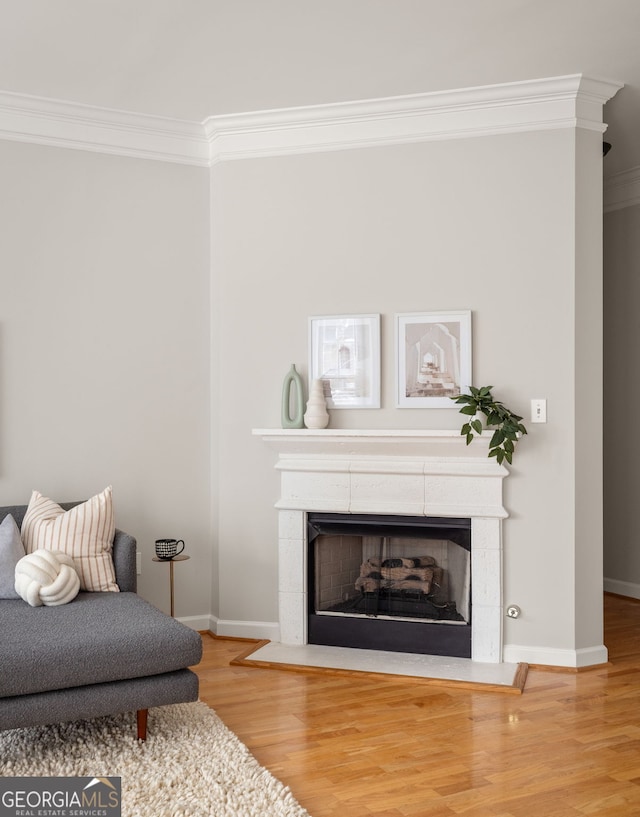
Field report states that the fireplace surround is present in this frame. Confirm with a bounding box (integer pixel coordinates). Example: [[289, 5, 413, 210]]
[[255, 428, 508, 664]]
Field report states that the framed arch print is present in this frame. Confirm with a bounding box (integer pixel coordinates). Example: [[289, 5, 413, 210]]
[[396, 311, 472, 408], [309, 314, 381, 408]]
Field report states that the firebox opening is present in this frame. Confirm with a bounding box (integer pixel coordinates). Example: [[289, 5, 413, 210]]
[[307, 513, 472, 658]]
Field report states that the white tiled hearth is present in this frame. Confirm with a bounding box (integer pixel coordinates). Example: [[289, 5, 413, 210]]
[[254, 429, 509, 665]]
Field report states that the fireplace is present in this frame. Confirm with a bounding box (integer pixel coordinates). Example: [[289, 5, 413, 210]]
[[307, 513, 472, 657], [254, 428, 508, 664]]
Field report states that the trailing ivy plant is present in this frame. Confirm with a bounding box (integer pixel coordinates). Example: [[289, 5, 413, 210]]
[[452, 386, 527, 465]]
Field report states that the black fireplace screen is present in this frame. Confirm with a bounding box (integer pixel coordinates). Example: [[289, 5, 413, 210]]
[[307, 513, 472, 657]]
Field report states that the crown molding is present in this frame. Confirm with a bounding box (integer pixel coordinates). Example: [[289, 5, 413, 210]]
[[0, 74, 623, 167], [604, 166, 640, 212], [204, 74, 623, 164], [0, 90, 209, 165]]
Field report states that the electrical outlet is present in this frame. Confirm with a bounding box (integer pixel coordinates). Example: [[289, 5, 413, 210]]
[[136, 552, 142, 575], [531, 399, 547, 423]]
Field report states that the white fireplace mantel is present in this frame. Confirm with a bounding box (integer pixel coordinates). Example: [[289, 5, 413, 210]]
[[253, 428, 509, 519], [254, 428, 509, 663]]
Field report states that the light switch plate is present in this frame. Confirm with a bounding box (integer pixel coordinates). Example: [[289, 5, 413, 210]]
[[531, 399, 547, 423]]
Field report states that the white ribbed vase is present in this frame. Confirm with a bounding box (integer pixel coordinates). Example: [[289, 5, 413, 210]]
[[304, 379, 330, 429]]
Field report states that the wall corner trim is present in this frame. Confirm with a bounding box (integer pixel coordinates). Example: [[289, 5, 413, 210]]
[[0, 74, 623, 167]]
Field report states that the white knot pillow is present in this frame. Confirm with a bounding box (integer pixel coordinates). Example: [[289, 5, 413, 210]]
[[15, 549, 80, 607]]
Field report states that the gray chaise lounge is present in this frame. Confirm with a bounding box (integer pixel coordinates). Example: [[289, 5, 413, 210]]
[[0, 503, 203, 739]]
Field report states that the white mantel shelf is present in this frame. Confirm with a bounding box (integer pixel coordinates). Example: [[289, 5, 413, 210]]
[[254, 428, 462, 440], [252, 428, 508, 470]]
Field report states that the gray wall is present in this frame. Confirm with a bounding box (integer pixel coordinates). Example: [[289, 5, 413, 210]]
[[604, 203, 640, 596], [212, 125, 606, 662], [0, 116, 608, 662], [0, 140, 212, 618]]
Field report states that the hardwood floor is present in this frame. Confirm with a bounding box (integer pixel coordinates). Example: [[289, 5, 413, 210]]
[[196, 593, 640, 816]]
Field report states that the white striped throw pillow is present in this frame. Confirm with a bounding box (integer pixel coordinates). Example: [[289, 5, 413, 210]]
[[21, 486, 119, 592]]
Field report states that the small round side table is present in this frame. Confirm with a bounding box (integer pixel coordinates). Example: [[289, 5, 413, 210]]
[[152, 554, 190, 617]]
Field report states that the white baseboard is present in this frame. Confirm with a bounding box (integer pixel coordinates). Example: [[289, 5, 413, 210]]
[[183, 615, 612, 668], [175, 613, 277, 637], [208, 616, 281, 641], [175, 614, 212, 632], [603, 577, 640, 600], [503, 643, 608, 668]]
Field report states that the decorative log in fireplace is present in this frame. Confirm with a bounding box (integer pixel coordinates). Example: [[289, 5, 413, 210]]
[[356, 556, 438, 595], [321, 555, 466, 622]]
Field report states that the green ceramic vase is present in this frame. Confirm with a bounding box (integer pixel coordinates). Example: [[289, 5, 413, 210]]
[[281, 364, 305, 429]]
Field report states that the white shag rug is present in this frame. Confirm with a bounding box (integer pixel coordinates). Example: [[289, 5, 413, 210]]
[[0, 702, 310, 817]]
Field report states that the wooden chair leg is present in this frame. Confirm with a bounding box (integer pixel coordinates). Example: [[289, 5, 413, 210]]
[[137, 708, 148, 741]]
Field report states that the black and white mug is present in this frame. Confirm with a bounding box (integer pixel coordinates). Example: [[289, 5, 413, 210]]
[[155, 538, 185, 560]]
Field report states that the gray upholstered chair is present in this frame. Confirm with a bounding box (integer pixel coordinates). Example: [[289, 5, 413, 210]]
[[0, 503, 202, 739]]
